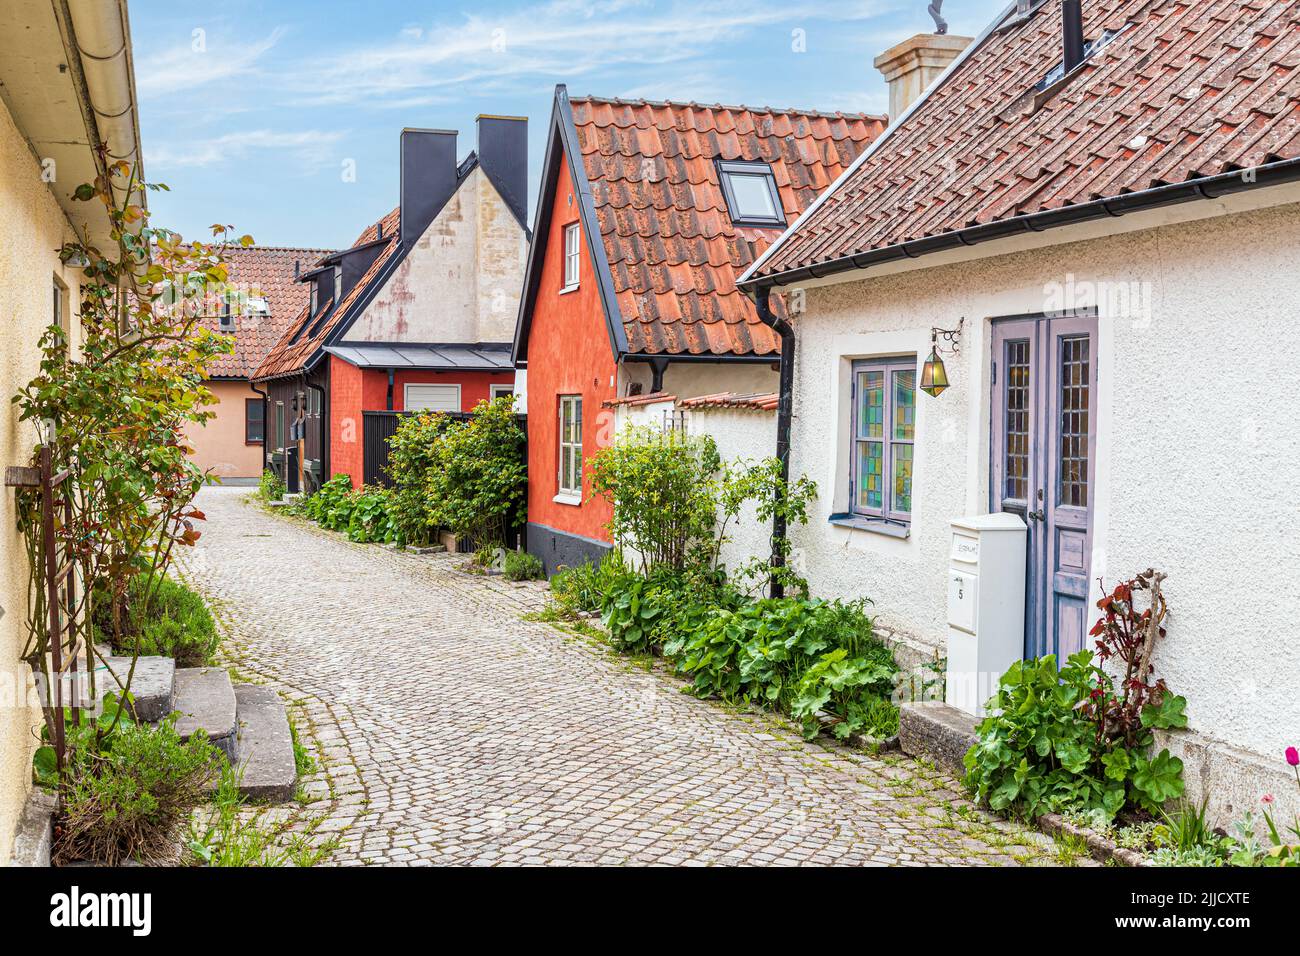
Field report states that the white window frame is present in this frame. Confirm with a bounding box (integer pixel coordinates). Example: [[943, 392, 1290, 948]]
[[557, 395, 583, 501], [403, 383, 462, 413], [490, 384, 514, 400], [562, 222, 580, 292]]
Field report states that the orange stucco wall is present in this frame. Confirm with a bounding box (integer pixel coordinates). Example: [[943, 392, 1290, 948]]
[[523, 156, 616, 543], [328, 354, 512, 489], [187, 378, 264, 480]]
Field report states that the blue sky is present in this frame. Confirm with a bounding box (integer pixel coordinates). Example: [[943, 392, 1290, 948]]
[[131, 0, 1008, 249]]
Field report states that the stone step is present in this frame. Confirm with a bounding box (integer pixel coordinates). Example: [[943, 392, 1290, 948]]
[[169, 667, 238, 762], [100, 656, 175, 723], [231, 685, 297, 802], [898, 701, 979, 778]]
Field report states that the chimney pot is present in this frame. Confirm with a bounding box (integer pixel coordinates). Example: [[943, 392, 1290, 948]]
[[874, 33, 972, 121]]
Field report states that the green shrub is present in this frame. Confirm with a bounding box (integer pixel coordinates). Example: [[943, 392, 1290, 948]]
[[589, 427, 722, 573], [663, 595, 897, 739], [503, 550, 544, 581], [301, 475, 402, 544], [550, 553, 639, 617], [54, 717, 222, 866], [386, 412, 452, 546], [589, 425, 817, 589], [425, 397, 526, 547], [94, 572, 219, 667], [257, 469, 285, 503], [963, 651, 1187, 821]]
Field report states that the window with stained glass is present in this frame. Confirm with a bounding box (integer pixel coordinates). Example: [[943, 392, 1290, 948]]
[[850, 357, 917, 524]]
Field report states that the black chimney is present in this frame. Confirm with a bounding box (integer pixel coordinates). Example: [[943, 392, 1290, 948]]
[[400, 128, 458, 247], [476, 115, 528, 226], [1062, 0, 1085, 74]]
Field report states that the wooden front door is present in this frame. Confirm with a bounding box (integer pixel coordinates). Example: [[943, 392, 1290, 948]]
[[991, 314, 1098, 661]]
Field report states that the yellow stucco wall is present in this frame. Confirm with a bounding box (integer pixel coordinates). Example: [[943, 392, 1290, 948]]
[[186, 379, 264, 480], [0, 94, 86, 862]]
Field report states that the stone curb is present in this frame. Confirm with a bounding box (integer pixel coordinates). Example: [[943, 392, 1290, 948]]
[[1037, 813, 1148, 867], [8, 788, 56, 867]]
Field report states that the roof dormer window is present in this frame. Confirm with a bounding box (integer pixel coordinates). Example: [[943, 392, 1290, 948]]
[[717, 160, 785, 228], [333, 266, 343, 305]]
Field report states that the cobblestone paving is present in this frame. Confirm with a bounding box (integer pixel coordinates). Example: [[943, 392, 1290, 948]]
[[177, 486, 1061, 867]]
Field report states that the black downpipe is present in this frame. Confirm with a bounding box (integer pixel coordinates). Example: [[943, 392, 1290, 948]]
[[249, 380, 269, 474], [386, 368, 395, 411], [751, 286, 794, 600]]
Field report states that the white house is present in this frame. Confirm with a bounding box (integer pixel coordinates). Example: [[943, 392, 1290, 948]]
[[739, 0, 1300, 825]]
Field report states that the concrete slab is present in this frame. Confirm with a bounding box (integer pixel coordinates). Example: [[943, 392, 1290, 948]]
[[101, 655, 175, 722], [170, 667, 237, 762], [232, 684, 297, 802]]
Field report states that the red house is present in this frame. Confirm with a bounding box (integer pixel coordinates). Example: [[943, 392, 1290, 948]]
[[252, 117, 529, 492], [512, 87, 884, 572]]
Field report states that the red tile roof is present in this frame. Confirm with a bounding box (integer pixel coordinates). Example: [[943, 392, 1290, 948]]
[[747, 0, 1300, 283], [570, 97, 885, 356], [253, 208, 401, 380], [201, 245, 333, 378], [601, 392, 677, 408], [678, 391, 779, 411]]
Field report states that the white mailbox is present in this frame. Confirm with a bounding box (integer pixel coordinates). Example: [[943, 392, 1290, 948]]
[[945, 513, 1027, 717]]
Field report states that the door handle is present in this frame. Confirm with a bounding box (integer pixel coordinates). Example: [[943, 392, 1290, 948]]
[[1027, 508, 1045, 522]]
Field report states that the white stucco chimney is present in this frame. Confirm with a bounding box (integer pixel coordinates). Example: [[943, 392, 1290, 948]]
[[874, 32, 972, 121]]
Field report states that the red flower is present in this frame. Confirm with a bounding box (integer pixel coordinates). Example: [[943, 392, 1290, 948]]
[[1287, 746, 1299, 767], [1262, 794, 1275, 805]]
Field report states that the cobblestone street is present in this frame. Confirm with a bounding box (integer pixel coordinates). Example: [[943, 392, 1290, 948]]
[[177, 486, 1057, 866]]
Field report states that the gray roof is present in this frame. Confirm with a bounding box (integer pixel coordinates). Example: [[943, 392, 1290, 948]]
[[324, 344, 514, 371]]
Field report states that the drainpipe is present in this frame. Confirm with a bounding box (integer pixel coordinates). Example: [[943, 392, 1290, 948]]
[[751, 285, 795, 600], [249, 380, 269, 471], [649, 357, 669, 395], [386, 368, 396, 411]]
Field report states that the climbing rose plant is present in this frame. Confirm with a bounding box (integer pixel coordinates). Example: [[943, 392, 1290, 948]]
[[14, 150, 238, 769]]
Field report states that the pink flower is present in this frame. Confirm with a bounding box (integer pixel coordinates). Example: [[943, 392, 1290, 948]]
[[1287, 746, 1299, 767], [1261, 794, 1275, 805]]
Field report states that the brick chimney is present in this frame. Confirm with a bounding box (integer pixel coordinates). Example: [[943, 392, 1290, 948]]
[[875, 32, 972, 120]]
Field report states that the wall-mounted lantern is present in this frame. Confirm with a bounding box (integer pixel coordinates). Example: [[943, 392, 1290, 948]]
[[921, 318, 964, 398]]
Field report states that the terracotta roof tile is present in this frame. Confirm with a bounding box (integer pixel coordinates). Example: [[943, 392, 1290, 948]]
[[252, 208, 400, 380], [678, 391, 778, 411], [601, 392, 676, 408], [570, 97, 884, 356], [200, 245, 333, 378], [750, 0, 1300, 281]]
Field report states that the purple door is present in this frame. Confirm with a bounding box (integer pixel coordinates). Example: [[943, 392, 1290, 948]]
[[991, 314, 1098, 661]]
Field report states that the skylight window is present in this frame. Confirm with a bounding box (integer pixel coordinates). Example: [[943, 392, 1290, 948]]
[[717, 160, 785, 228]]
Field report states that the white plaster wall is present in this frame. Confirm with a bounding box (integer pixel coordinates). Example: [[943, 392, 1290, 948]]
[[619, 361, 779, 400], [687, 407, 777, 582], [791, 199, 1300, 763], [345, 168, 524, 345], [0, 96, 86, 862]]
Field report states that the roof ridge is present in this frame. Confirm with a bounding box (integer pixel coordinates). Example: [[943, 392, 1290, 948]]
[[571, 94, 886, 123]]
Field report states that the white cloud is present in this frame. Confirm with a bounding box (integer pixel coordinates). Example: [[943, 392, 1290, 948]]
[[276, 0, 897, 107], [144, 129, 345, 170], [136, 27, 286, 97]]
